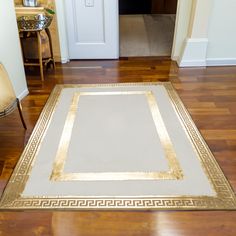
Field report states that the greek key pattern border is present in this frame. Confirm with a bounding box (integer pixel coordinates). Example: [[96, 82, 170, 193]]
[[3, 196, 236, 210]]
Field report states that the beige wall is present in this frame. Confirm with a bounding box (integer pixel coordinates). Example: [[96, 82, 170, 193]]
[[14, 0, 61, 62], [207, 0, 236, 60], [188, 0, 213, 38], [0, 0, 28, 99], [171, 0, 193, 60]]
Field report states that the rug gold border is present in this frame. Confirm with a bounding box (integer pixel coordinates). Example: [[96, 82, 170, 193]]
[[0, 82, 236, 210]]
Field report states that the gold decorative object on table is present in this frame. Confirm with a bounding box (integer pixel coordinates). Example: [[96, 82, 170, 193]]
[[17, 14, 52, 31]]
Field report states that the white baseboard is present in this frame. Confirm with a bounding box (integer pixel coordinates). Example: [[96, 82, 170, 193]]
[[178, 59, 206, 67], [17, 88, 29, 101], [61, 58, 70, 64], [206, 58, 236, 66], [171, 55, 179, 62], [178, 38, 208, 67]]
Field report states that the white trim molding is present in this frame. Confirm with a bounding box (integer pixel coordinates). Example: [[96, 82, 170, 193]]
[[17, 88, 29, 101], [61, 57, 70, 64], [54, 0, 70, 63], [178, 38, 208, 67], [206, 58, 236, 67]]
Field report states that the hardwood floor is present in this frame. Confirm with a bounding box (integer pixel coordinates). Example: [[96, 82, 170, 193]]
[[0, 58, 236, 235]]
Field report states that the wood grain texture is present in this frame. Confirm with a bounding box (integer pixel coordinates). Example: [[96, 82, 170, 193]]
[[0, 58, 236, 235]]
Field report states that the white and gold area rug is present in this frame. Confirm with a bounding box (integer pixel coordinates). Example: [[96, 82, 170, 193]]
[[0, 83, 236, 210]]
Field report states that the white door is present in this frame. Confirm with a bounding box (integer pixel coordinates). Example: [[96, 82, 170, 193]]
[[65, 0, 119, 59]]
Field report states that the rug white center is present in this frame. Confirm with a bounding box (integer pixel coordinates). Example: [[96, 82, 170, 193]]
[[23, 85, 215, 197]]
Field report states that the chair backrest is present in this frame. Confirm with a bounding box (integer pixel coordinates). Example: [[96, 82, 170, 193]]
[[0, 64, 16, 112]]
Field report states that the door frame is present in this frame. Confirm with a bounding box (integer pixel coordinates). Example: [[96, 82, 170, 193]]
[[171, 0, 193, 61], [55, 0, 193, 63]]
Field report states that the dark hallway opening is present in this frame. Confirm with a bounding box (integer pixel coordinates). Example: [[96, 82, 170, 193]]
[[119, 0, 177, 15]]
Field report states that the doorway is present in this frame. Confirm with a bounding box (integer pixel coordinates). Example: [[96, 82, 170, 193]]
[[119, 0, 178, 57], [56, 0, 191, 61]]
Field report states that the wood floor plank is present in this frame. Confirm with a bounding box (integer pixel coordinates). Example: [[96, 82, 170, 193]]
[[0, 58, 236, 236], [201, 130, 236, 140]]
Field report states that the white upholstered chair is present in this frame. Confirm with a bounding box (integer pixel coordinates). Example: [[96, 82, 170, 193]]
[[0, 63, 27, 129]]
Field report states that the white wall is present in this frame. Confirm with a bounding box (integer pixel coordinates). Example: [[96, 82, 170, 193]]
[[0, 0, 28, 99], [207, 0, 236, 65]]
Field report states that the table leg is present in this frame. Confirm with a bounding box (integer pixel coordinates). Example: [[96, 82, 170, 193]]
[[45, 28, 56, 69], [37, 31, 44, 81]]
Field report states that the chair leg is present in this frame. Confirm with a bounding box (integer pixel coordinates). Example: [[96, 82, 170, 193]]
[[17, 99, 27, 129]]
